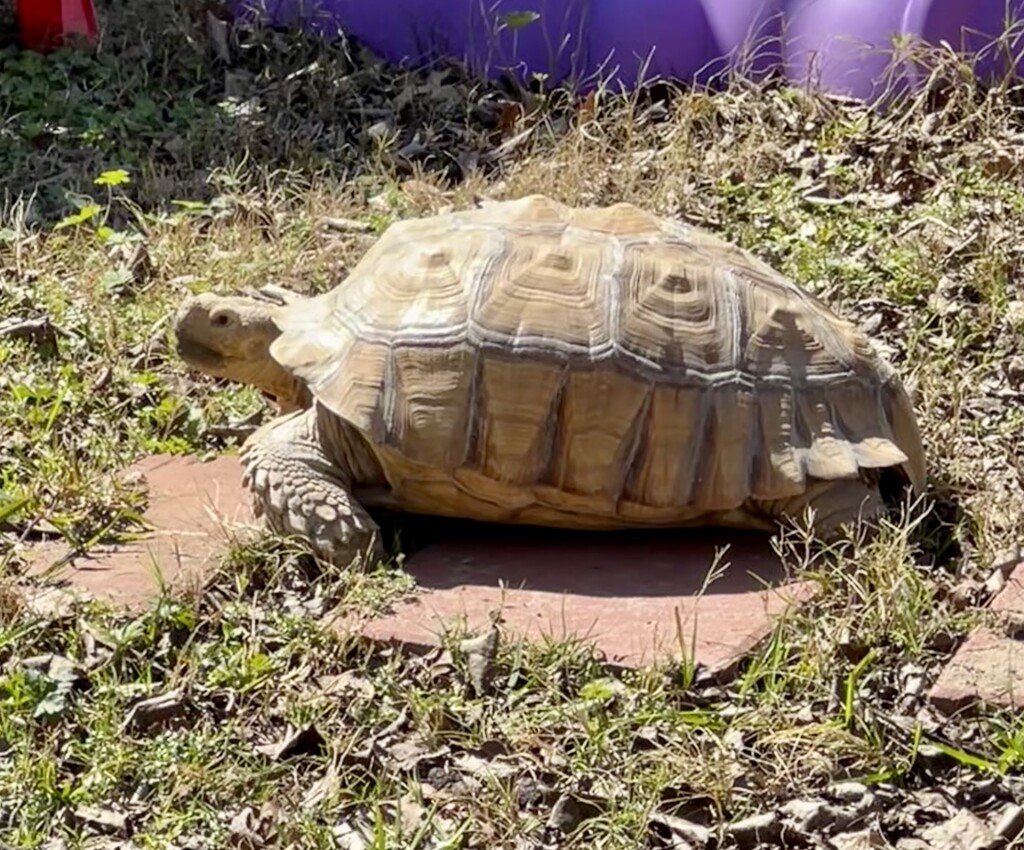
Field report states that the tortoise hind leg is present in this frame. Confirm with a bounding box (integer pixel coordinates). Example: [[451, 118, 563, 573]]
[[239, 407, 386, 568], [758, 478, 886, 539]]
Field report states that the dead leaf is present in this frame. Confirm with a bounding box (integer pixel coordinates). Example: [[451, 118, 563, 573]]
[[0, 316, 58, 352], [398, 793, 426, 833], [106, 242, 153, 291], [254, 724, 325, 761], [206, 10, 231, 63], [451, 751, 519, 781], [206, 409, 264, 443], [65, 804, 130, 837], [546, 792, 602, 833], [90, 366, 113, 394], [649, 809, 713, 847], [317, 670, 376, 699], [228, 804, 279, 849], [123, 688, 188, 733], [496, 101, 524, 135], [21, 585, 89, 620], [302, 763, 342, 810], [576, 91, 598, 124], [830, 828, 893, 850], [333, 817, 373, 850], [459, 623, 500, 696], [387, 738, 450, 774]]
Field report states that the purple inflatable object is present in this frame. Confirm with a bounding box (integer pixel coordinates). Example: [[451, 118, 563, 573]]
[[232, 0, 1024, 100]]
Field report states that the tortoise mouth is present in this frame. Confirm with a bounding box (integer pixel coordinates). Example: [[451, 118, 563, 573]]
[[175, 336, 227, 372]]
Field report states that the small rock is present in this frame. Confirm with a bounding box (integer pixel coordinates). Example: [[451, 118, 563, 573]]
[[920, 808, 998, 850], [860, 313, 884, 336], [726, 812, 781, 848], [926, 630, 957, 653], [366, 120, 393, 141]]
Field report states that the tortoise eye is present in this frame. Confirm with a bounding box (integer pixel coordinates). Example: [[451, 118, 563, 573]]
[[210, 310, 234, 328]]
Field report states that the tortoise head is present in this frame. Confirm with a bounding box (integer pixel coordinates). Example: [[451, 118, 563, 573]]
[[173, 289, 310, 412]]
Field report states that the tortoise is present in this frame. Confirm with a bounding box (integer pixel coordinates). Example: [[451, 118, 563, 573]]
[[172, 194, 926, 567]]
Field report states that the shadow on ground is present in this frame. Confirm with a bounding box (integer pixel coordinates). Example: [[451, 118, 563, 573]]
[[377, 512, 785, 598]]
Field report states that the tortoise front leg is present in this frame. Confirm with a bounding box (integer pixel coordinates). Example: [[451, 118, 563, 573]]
[[239, 407, 385, 568]]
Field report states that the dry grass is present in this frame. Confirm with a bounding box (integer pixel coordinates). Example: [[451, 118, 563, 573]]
[[3, 1, 1024, 846]]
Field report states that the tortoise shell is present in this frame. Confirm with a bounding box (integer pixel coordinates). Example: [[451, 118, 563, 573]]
[[268, 195, 925, 527]]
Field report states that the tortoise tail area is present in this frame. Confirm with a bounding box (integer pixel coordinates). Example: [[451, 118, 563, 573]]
[[879, 368, 928, 494], [611, 376, 919, 522]]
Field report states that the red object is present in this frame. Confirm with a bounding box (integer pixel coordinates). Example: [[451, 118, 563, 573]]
[[17, 0, 98, 53]]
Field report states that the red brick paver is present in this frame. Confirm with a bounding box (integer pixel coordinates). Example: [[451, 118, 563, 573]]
[[337, 531, 814, 675], [24, 454, 257, 609], [929, 561, 1024, 713], [24, 455, 813, 677]]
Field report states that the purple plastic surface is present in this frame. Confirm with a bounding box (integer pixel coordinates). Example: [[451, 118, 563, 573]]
[[232, 0, 1024, 99], [903, 0, 1024, 86]]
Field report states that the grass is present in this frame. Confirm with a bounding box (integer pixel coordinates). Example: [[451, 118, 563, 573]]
[[3, 1, 1024, 846]]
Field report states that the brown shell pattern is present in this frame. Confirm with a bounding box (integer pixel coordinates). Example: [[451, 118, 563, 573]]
[[270, 195, 925, 519]]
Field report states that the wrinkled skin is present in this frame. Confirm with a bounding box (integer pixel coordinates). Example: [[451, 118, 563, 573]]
[[173, 287, 386, 568]]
